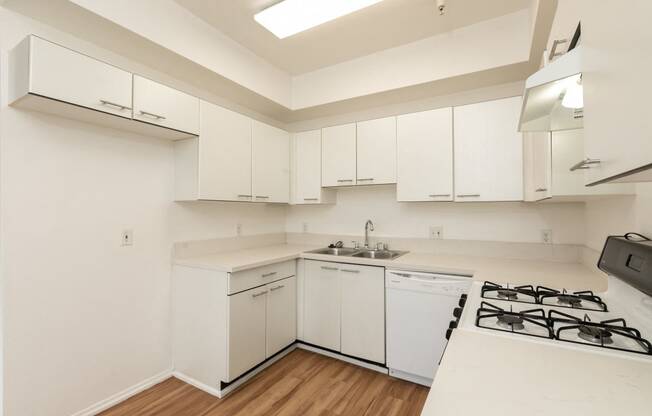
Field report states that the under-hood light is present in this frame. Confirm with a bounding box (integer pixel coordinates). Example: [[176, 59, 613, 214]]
[[254, 0, 384, 39], [562, 78, 584, 109]]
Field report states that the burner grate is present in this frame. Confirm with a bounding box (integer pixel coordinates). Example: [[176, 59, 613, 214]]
[[537, 286, 608, 312], [475, 301, 553, 339]]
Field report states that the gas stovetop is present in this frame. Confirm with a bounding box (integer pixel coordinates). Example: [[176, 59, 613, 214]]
[[463, 281, 652, 357]]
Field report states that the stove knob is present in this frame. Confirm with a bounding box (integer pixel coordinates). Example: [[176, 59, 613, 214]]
[[458, 297, 466, 307], [453, 307, 463, 318], [445, 328, 453, 340], [448, 320, 458, 329]]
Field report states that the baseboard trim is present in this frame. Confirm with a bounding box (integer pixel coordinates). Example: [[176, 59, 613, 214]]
[[172, 371, 223, 398], [296, 342, 389, 375], [70, 368, 173, 416], [388, 368, 433, 387]]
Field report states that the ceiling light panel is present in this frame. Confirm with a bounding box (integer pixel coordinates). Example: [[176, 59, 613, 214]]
[[254, 0, 384, 39]]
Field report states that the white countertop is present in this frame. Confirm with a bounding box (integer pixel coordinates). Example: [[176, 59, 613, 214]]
[[421, 329, 652, 416], [173, 243, 606, 290]]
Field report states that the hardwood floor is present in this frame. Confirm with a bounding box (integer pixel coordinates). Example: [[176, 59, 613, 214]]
[[100, 348, 429, 416]]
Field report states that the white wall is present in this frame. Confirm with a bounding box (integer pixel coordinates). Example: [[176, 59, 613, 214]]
[[0, 9, 285, 416], [287, 186, 585, 245]]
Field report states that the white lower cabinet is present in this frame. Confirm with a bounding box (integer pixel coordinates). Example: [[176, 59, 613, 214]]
[[266, 276, 297, 357], [227, 286, 267, 381], [303, 260, 385, 364]]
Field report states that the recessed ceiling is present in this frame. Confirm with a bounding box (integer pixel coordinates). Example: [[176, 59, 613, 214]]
[[175, 0, 532, 75]]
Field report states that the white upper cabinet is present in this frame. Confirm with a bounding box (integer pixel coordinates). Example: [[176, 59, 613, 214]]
[[523, 132, 552, 202], [397, 108, 453, 201], [291, 130, 336, 205], [252, 121, 290, 203], [133, 75, 199, 135], [454, 97, 524, 202], [197, 101, 252, 201], [322, 123, 357, 187], [356, 117, 397, 185]]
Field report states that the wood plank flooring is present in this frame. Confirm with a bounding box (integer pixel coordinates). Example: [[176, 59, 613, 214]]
[[100, 348, 429, 416]]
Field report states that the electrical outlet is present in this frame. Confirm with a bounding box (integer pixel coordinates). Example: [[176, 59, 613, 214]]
[[429, 226, 443, 240], [302, 222, 309, 233], [541, 229, 552, 244], [236, 223, 243, 236], [121, 229, 134, 246]]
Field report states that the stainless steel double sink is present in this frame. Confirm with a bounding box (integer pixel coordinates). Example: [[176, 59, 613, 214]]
[[307, 247, 407, 260]]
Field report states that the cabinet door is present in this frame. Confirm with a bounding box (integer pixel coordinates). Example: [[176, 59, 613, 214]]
[[340, 264, 385, 363], [322, 124, 357, 187], [356, 117, 397, 185], [198, 101, 252, 201], [523, 132, 551, 202], [227, 286, 267, 381], [293, 130, 323, 203], [266, 276, 297, 358], [454, 97, 523, 202], [303, 261, 341, 351], [29, 36, 133, 119], [133, 75, 199, 134], [252, 121, 290, 203], [397, 108, 453, 201]]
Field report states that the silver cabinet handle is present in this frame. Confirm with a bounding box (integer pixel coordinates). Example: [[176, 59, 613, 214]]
[[255, 195, 270, 199], [99, 99, 131, 110], [261, 271, 277, 278], [535, 188, 548, 192], [138, 110, 166, 120], [303, 198, 318, 201], [337, 179, 353, 183], [456, 194, 480, 198], [357, 178, 374, 181], [570, 158, 601, 171], [251, 290, 268, 298], [237, 194, 252, 198], [321, 266, 338, 271], [341, 269, 360, 273], [270, 284, 285, 292], [549, 38, 569, 61], [429, 194, 451, 197]]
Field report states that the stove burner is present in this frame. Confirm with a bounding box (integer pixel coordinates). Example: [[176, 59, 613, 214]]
[[577, 325, 614, 345], [557, 294, 582, 307], [497, 314, 525, 331], [497, 289, 519, 300]]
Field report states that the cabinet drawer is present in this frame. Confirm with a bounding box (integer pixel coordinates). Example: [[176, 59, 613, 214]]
[[228, 260, 296, 295]]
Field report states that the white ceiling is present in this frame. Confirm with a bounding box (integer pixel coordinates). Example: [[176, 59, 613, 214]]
[[175, 0, 532, 75]]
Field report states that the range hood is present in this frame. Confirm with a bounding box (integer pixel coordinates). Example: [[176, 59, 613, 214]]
[[518, 46, 584, 132]]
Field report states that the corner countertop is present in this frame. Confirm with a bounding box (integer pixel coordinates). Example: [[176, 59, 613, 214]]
[[173, 243, 606, 290], [420, 330, 652, 416]]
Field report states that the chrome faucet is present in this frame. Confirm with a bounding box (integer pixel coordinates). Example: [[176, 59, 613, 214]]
[[364, 219, 375, 249]]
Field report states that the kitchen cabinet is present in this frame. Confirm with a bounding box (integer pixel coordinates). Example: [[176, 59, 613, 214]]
[[581, 2, 652, 185], [252, 121, 290, 203], [303, 261, 341, 351], [133, 75, 199, 135], [453, 97, 524, 202], [340, 264, 385, 363], [266, 276, 297, 357], [356, 116, 397, 185], [9, 35, 197, 140], [397, 108, 453, 201], [228, 285, 267, 381], [291, 130, 336, 204], [523, 132, 552, 202], [303, 260, 385, 363], [322, 123, 357, 187]]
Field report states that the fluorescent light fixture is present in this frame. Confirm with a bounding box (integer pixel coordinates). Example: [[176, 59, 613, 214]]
[[562, 77, 584, 109], [254, 0, 384, 39]]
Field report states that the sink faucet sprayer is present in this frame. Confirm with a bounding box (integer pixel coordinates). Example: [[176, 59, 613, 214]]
[[364, 220, 375, 249]]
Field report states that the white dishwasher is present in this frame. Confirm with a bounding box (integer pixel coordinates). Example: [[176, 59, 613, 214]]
[[386, 269, 471, 386]]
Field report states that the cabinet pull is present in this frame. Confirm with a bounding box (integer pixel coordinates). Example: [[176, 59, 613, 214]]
[[456, 194, 480, 198], [99, 99, 131, 111], [341, 269, 360, 273], [535, 188, 548, 192], [138, 110, 166, 120], [255, 195, 270, 199], [303, 198, 319, 201], [429, 194, 451, 198], [270, 284, 285, 292], [357, 178, 374, 182], [336, 179, 353, 183], [261, 271, 277, 278], [321, 266, 338, 271], [251, 290, 268, 298], [569, 158, 601, 172], [237, 194, 252, 198]]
